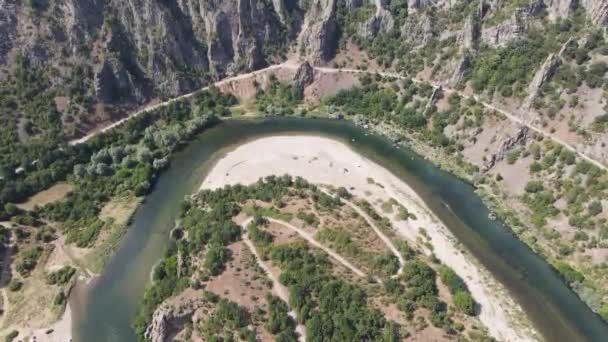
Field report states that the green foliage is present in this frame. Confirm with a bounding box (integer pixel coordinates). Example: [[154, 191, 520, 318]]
[[255, 76, 302, 116], [438, 265, 467, 294], [453, 291, 475, 315], [47, 266, 77, 285], [54, 290, 66, 306], [588, 200, 603, 216], [200, 298, 255, 341], [270, 242, 398, 341], [4, 330, 18, 342], [266, 294, 297, 340], [554, 261, 584, 284], [524, 181, 544, 193], [248, 222, 273, 247], [506, 149, 521, 164], [35, 89, 231, 247], [592, 113, 608, 132], [16, 245, 43, 276], [468, 34, 551, 96], [8, 280, 22, 292], [135, 175, 315, 339], [523, 189, 559, 227], [296, 211, 319, 227]]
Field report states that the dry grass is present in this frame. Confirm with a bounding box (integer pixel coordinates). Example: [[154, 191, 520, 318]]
[[16, 182, 73, 211]]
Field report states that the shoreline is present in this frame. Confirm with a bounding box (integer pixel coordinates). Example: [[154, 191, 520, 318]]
[[200, 135, 539, 341]]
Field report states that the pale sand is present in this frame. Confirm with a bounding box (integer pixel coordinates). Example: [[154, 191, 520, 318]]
[[200, 135, 539, 342], [29, 304, 72, 342]]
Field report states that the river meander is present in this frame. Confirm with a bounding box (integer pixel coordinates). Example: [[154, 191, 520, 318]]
[[72, 118, 608, 342]]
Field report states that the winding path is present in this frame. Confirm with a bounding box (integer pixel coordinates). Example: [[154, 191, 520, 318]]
[[70, 62, 607, 172], [240, 218, 306, 342], [264, 217, 367, 277], [340, 199, 405, 275]]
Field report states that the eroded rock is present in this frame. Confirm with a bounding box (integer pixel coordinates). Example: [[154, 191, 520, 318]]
[[481, 0, 545, 47], [522, 53, 561, 112], [483, 126, 529, 172], [299, 0, 339, 63], [144, 298, 205, 342]]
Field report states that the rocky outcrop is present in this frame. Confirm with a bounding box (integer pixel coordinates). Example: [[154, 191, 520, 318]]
[[345, 0, 365, 10], [461, 13, 481, 50], [483, 126, 529, 172], [401, 14, 434, 47], [294, 61, 315, 88], [451, 53, 472, 85], [1, 0, 293, 105], [96, 57, 139, 104], [408, 0, 430, 10], [522, 53, 561, 112], [581, 0, 608, 25], [481, 0, 544, 47], [546, 0, 579, 19], [144, 298, 205, 342], [61, 0, 105, 48], [358, 9, 394, 39], [0, 0, 16, 64], [299, 0, 338, 63]]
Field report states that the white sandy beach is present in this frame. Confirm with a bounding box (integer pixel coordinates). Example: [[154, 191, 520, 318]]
[[200, 135, 539, 342]]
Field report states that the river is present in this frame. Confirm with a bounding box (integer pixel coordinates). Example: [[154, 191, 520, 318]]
[[72, 118, 608, 342]]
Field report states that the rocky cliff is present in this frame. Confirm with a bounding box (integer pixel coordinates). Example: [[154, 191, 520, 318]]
[[2, 0, 608, 137]]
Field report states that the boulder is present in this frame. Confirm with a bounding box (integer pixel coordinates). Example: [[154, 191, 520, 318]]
[[293, 61, 315, 90]]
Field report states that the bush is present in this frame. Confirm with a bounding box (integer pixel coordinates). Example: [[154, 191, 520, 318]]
[[555, 261, 584, 284], [438, 266, 467, 294], [525, 181, 544, 193], [4, 330, 18, 342], [8, 280, 22, 292], [506, 149, 521, 164], [453, 291, 475, 315], [47, 266, 76, 285], [588, 201, 603, 216]]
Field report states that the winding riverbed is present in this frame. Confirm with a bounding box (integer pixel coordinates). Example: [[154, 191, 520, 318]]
[[72, 118, 608, 342]]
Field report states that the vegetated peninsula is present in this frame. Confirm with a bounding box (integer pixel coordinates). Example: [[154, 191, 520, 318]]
[[1, 0, 608, 341], [136, 136, 535, 341]]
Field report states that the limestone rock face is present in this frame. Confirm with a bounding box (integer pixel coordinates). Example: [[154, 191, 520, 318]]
[[345, 0, 365, 10], [299, 0, 339, 63], [294, 61, 315, 89], [451, 53, 472, 85], [581, 0, 608, 25], [546, 0, 579, 19], [401, 14, 434, 47], [461, 14, 481, 50], [144, 298, 205, 342], [0, 0, 291, 104], [408, 0, 430, 10], [95, 57, 145, 104], [481, 0, 544, 47], [358, 9, 395, 39], [293, 61, 315, 98], [522, 53, 561, 112]]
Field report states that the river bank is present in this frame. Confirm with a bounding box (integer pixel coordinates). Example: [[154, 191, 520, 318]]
[[70, 117, 608, 342], [200, 135, 538, 341]]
